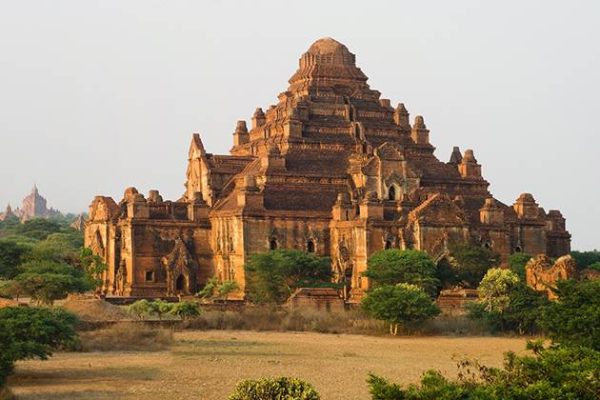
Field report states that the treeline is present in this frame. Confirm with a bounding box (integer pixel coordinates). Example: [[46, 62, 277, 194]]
[[0, 217, 104, 304]]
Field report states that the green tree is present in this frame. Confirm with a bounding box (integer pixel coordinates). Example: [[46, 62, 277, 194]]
[[363, 249, 440, 296], [477, 268, 520, 314], [127, 299, 151, 320], [541, 279, 600, 350], [245, 250, 331, 304], [79, 248, 107, 290], [8, 218, 62, 241], [0, 307, 78, 386], [570, 250, 600, 270], [148, 299, 173, 320], [440, 244, 500, 288], [507, 252, 533, 280], [26, 232, 82, 265], [361, 283, 440, 335], [229, 377, 320, 400], [14, 261, 92, 305], [0, 240, 32, 279], [170, 301, 201, 320]]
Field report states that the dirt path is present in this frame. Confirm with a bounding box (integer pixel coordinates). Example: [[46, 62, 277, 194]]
[[9, 330, 527, 400]]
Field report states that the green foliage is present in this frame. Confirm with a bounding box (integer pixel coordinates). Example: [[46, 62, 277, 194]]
[[477, 268, 520, 313], [440, 244, 500, 288], [14, 261, 93, 305], [147, 299, 173, 320], [507, 252, 533, 280], [4, 219, 63, 241], [570, 250, 600, 270], [367, 343, 600, 400], [79, 248, 107, 289], [467, 283, 549, 334], [170, 301, 201, 320], [363, 250, 440, 296], [541, 279, 600, 350], [229, 377, 320, 400], [245, 250, 331, 304], [361, 283, 440, 335], [198, 277, 240, 300], [588, 261, 600, 271], [0, 240, 32, 279], [127, 299, 151, 320], [26, 232, 82, 265], [0, 307, 78, 385]]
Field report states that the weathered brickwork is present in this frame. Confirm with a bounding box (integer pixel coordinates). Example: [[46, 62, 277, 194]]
[[85, 38, 570, 299]]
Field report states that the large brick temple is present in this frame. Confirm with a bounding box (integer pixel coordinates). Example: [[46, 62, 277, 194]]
[[85, 38, 571, 299]]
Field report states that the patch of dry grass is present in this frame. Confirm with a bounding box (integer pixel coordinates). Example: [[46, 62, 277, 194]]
[[61, 296, 128, 322], [10, 330, 527, 400], [77, 322, 173, 352]]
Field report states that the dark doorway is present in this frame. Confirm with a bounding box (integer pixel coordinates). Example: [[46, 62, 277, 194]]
[[388, 186, 396, 201], [385, 240, 393, 250], [176, 274, 185, 291], [307, 240, 315, 253], [269, 239, 278, 250]]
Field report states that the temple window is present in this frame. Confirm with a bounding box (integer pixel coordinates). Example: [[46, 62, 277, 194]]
[[307, 240, 315, 253], [515, 246, 522, 253], [145, 271, 154, 282], [385, 240, 393, 250]]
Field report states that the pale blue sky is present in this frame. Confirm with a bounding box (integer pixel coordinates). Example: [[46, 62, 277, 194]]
[[0, 1, 598, 250]]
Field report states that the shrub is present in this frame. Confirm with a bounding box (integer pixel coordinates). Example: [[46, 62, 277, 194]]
[[367, 342, 600, 400], [507, 252, 533, 280], [440, 244, 500, 288], [229, 377, 320, 400], [147, 299, 173, 320], [127, 299, 151, 320], [477, 268, 520, 314], [363, 250, 439, 296], [361, 284, 440, 335], [171, 301, 201, 320]]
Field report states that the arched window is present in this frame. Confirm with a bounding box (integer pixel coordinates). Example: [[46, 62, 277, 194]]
[[388, 186, 397, 201], [515, 246, 522, 253], [307, 240, 315, 253], [385, 240, 393, 250], [269, 238, 278, 251]]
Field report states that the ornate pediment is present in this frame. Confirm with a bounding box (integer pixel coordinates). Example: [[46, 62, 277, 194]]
[[375, 142, 403, 161]]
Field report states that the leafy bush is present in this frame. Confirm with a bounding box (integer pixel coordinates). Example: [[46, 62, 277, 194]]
[[127, 299, 151, 320], [367, 342, 600, 400], [361, 284, 440, 335], [147, 299, 173, 320], [541, 279, 600, 350], [477, 268, 520, 314], [245, 250, 331, 304], [363, 250, 440, 296], [229, 377, 320, 400], [570, 250, 600, 270], [170, 301, 201, 320], [198, 277, 240, 300]]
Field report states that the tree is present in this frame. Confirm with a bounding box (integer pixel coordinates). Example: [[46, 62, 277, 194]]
[[0, 240, 32, 279], [170, 301, 201, 320], [507, 252, 533, 280], [8, 218, 62, 241], [14, 261, 92, 305], [79, 248, 107, 290], [541, 279, 600, 350], [127, 299, 151, 320], [477, 268, 520, 314], [229, 377, 321, 400], [363, 249, 440, 296], [245, 250, 331, 304], [570, 250, 600, 270], [361, 283, 440, 335], [147, 299, 173, 320], [440, 244, 500, 288], [0, 307, 78, 386]]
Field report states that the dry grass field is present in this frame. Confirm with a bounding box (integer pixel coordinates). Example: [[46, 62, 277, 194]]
[[9, 330, 527, 400]]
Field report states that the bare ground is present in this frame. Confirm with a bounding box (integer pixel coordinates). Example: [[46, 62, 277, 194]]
[[9, 331, 527, 400]]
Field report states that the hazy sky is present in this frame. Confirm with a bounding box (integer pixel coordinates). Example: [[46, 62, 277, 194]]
[[0, 1, 598, 250]]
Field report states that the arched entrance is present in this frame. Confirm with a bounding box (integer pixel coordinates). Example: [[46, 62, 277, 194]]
[[176, 274, 185, 292]]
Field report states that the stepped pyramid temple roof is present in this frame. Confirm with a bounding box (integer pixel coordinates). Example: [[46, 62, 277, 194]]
[[85, 38, 570, 300]]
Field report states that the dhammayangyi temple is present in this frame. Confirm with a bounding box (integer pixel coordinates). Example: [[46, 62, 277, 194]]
[[85, 38, 571, 300]]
